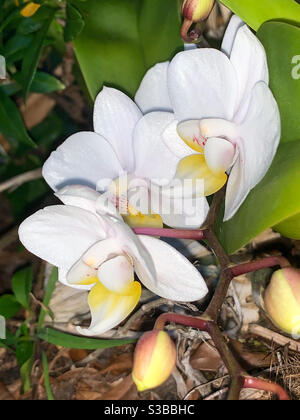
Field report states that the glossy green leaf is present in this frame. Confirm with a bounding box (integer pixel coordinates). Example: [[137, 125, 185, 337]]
[[217, 141, 300, 254], [14, 71, 65, 93], [12, 267, 33, 310], [73, 0, 183, 99], [0, 295, 21, 319], [21, 7, 56, 100], [64, 3, 85, 42], [38, 328, 137, 349], [257, 22, 300, 144], [0, 89, 35, 148], [220, 0, 300, 31]]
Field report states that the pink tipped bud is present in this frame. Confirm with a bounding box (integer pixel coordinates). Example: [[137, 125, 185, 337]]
[[132, 330, 176, 392], [264, 267, 300, 336], [181, 0, 215, 22]]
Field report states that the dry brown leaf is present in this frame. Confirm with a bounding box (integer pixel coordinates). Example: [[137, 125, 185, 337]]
[[68, 349, 89, 362], [97, 374, 138, 400], [190, 340, 223, 372], [97, 352, 133, 376]]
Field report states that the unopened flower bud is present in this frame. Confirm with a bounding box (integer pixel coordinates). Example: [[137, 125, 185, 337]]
[[264, 268, 300, 336], [132, 330, 176, 391], [181, 0, 215, 22]]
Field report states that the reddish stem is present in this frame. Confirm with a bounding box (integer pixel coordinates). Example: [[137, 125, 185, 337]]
[[243, 377, 290, 401], [230, 256, 291, 277], [133, 227, 205, 240], [154, 313, 210, 332]]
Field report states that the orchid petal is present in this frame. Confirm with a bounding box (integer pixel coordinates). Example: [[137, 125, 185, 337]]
[[66, 259, 98, 287], [96, 192, 123, 220], [42, 132, 123, 192], [135, 62, 172, 114], [162, 119, 193, 159], [204, 137, 235, 175], [230, 25, 269, 122], [55, 185, 101, 213], [93, 87, 142, 172], [77, 280, 141, 336], [177, 120, 205, 153], [221, 14, 244, 56], [123, 213, 163, 230], [80, 238, 123, 269], [224, 82, 280, 220], [137, 235, 208, 301], [175, 154, 227, 197], [100, 216, 158, 287], [18, 206, 106, 271], [97, 255, 134, 294], [160, 196, 209, 229], [168, 48, 237, 121], [133, 112, 182, 185]]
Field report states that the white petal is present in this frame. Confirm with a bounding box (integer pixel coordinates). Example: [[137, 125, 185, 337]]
[[96, 192, 123, 220], [137, 235, 208, 301], [168, 49, 237, 121], [81, 238, 123, 269], [18, 205, 106, 271], [97, 255, 134, 294], [66, 259, 98, 287], [224, 82, 280, 220], [135, 62, 172, 114], [42, 132, 123, 192], [221, 15, 244, 56], [161, 196, 209, 229], [204, 137, 235, 174], [94, 87, 142, 172], [55, 185, 100, 213], [77, 280, 141, 336], [230, 25, 269, 122], [133, 112, 182, 185], [163, 119, 193, 159]]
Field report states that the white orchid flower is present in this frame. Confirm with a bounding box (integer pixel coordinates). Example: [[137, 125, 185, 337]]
[[42, 87, 208, 229], [135, 15, 281, 220], [18, 185, 208, 336]]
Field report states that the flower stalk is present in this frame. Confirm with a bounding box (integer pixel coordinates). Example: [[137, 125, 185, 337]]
[[148, 189, 291, 400]]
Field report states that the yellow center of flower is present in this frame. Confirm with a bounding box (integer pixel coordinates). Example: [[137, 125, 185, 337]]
[[176, 119, 236, 196]]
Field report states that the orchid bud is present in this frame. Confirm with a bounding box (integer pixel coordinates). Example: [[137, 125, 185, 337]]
[[181, 0, 215, 22], [132, 330, 176, 392], [264, 268, 300, 336]]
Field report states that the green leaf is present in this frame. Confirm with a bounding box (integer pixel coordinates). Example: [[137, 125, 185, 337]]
[[20, 350, 34, 394], [37, 267, 58, 331], [257, 22, 300, 144], [0, 295, 21, 319], [64, 3, 85, 42], [21, 7, 56, 100], [12, 267, 33, 310], [0, 89, 35, 148], [42, 351, 54, 401], [217, 141, 300, 254], [14, 71, 65, 93], [73, 0, 183, 99], [16, 340, 35, 367], [38, 328, 137, 350], [220, 0, 300, 31]]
